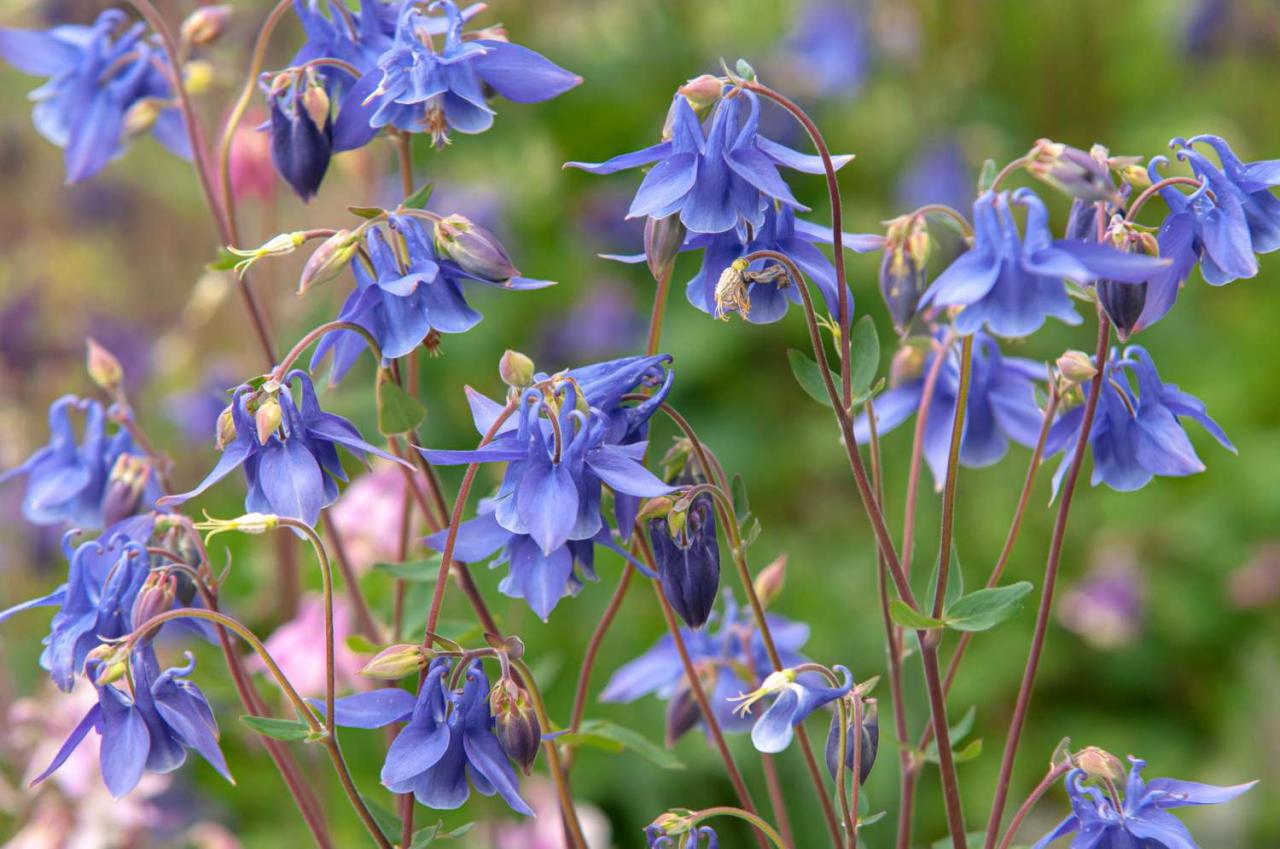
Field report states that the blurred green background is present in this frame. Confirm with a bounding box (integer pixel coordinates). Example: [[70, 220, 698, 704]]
[[1, 0, 1279, 847]]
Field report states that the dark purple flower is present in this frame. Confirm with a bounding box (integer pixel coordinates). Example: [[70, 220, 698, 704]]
[[650, 492, 720, 629], [824, 704, 878, 784], [265, 69, 332, 201]]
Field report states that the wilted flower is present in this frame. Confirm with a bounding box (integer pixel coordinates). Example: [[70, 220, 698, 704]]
[[1032, 757, 1255, 849], [1046, 346, 1234, 493], [0, 9, 191, 183]]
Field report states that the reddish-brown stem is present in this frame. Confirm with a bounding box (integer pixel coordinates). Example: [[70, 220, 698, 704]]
[[324, 514, 383, 643], [996, 762, 1070, 849], [568, 565, 633, 732], [932, 334, 974, 621], [982, 312, 1112, 849], [901, 331, 958, 573], [761, 754, 795, 849], [1125, 176, 1208, 222]]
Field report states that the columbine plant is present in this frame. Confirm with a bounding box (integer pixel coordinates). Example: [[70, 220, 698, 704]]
[[0, 4, 1267, 849]]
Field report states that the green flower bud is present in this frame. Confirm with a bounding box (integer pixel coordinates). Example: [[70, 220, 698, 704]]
[[359, 644, 431, 680], [499, 350, 535, 388], [298, 230, 359, 294], [753, 554, 788, 609], [86, 337, 123, 394], [434, 214, 519, 283]]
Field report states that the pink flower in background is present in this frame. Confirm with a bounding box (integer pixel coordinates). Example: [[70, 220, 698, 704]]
[[1058, 545, 1144, 650], [330, 464, 421, 573], [490, 779, 612, 849], [1229, 542, 1280, 609], [250, 594, 362, 697], [229, 110, 276, 205]]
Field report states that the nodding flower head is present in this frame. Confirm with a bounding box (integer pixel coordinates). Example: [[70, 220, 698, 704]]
[[650, 490, 721, 629], [264, 68, 333, 201]]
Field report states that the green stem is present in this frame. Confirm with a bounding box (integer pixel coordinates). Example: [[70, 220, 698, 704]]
[[691, 807, 790, 849]]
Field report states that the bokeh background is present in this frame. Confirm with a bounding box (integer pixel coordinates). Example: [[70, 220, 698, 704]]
[[1, 0, 1279, 846]]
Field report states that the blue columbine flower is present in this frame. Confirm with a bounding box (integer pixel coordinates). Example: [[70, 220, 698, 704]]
[[419, 355, 674, 556], [332, 0, 580, 150], [921, 189, 1165, 338], [566, 86, 853, 235], [1, 395, 161, 529], [0, 9, 191, 183], [1047, 345, 1234, 493], [731, 665, 853, 754], [779, 0, 868, 99], [311, 214, 553, 384], [650, 490, 721, 629], [264, 68, 333, 201], [163, 370, 404, 525], [601, 594, 813, 738], [854, 332, 1048, 486], [647, 823, 719, 849], [319, 658, 532, 814], [1032, 757, 1255, 849], [34, 648, 231, 799]]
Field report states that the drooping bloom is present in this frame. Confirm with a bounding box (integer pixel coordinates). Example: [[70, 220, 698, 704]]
[[601, 594, 812, 738], [567, 86, 853, 235], [650, 491, 720, 629], [731, 665, 852, 754], [0, 9, 190, 183], [1, 396, 161, 529], [647, 821, 719, 849], [319, 659, 532, 814], [310, 214, 552, 384], [333, 0, 580, 150], [264, 69, 333, 201], [162, 370, 404, 525], [33, 648, 231, 799], [1032, 757, 1255, 849], [1046, 345, 1234, 493], [420, 355, 674, 557], [854, 332, 1048, 486], [921, 188, 1165, 337], [825, 703, 878, 784]]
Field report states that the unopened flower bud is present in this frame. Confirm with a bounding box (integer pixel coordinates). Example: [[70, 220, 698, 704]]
[[434, 214, 519, 283], [753, 554, 787, 609], [644, 214, 686, 280], [1029, 139, 1121, 204], [87, 643, 131, 685], [651, 492, 719, 629], [180, 5, 231, 46], [499, 349, 535, 388], [255, 398, 282, 444], [123, 97, 166, 137], [713, 258, 751, 320], [679, 73, 722, 114], [664, 679, 703, 747], [215, 404, 237, 449], [1119, 164, 1151, 189], [1095, 226, 1158, 340], [301, 81, 331, 131], [86, 338, 124, 394], [491, 677, 540, 774], [360, 644, 431, 679], [131, 570, 177, 635], [1074, 746, 1127, 784], [1056, 350, 1097, 386], [102, 454, 152, 526], [299, 229, 359, 293], [637, 495, 675, 522], [825, 700, 879, 785]]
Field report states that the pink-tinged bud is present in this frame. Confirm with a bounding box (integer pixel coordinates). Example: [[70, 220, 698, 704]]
[[678, 74, 722, 114], [1028, 139, 1121, 204], [180, 5, 231, 46], [215, 404, 237, 449], [1056, 350, 1097, 386], [498, 349, 535, 388], [102, 454, 152, 526], [298, 230, 359, 294], [86, 337, 124, 394], [301, 81, 331, 131], [644, 214, 686, 280], [434, 214, 519, 283], [255, 398, 282, 444], [359, 644, 431, 680], [753, 554, 787, 608], [490, 677, 540, 774], [131, 571, 178, 636], [1074, 746, 1127, 783], [636, 495, 675, 522], [229, 109, 276, 204]]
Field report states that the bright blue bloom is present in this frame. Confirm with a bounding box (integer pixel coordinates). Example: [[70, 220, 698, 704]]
[[1032, 757, 1255, 849], [855, 332, 1048, 485], [312, 214, 553, 384], [333, 0, 580, 150], [34, 648, 230, 799], [164, 371, 403, 525], [601, 594, 813, 737], [742, 665, 852, 754], [1, 395, 160, 529], [650, 490, 720, 629], [921, 189, 1165, 338], [319, 658, 532, 814], [567, 88, 853, 235], [419, 355, 674, 556], [0, 9, 190, 183], [781, 0, 868, 99], [1047, 345, 1234, 493]]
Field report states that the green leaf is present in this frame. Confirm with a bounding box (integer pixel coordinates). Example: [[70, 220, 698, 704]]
[[372, 556, 442, 582], [558, 719, 685, 770], [978, 158, 998, 192], [239, 715, 312, 741], [409, 821, 475, 847], [953, 738, 983, 762], [740, 516, 762, 550], [208, 247, 240, 272], [859, 810, 887, 828], [924, 546, 965, 616], [731, 474, 751, 524], [359, 793, 402, 843], [347, 205, 386, 219], [377, 374, 427, 435], [849, 315, 880, 397], [923, 706, 977, 763], [787, 349, 835, 408], [944, 582, 1034, 632], [402, 181, 435, 210], [345, 633, 381, 654], [889, 600, 946, 630]]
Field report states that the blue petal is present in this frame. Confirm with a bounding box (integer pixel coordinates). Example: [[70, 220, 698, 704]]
[[462, 729, 534, 815], [98, 688, 150, 798], [751, 686, 801, 753], [315, 688, 417, 729], [628, 153, 697, 220], [1144, 777, 1257, 809], [31, 703, 101, 787], [257, 437, 327, 523], [0, 27, 81, 76], [407, 733, 469, 807], [755, 136, 853, 174], [565, 141, 671, 175], [470, 39, 581, 103], [585, 446, 673, 497], [599, 636, 681, 702], [515, 456, 579, 555], [501, 535, 574, 620]]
